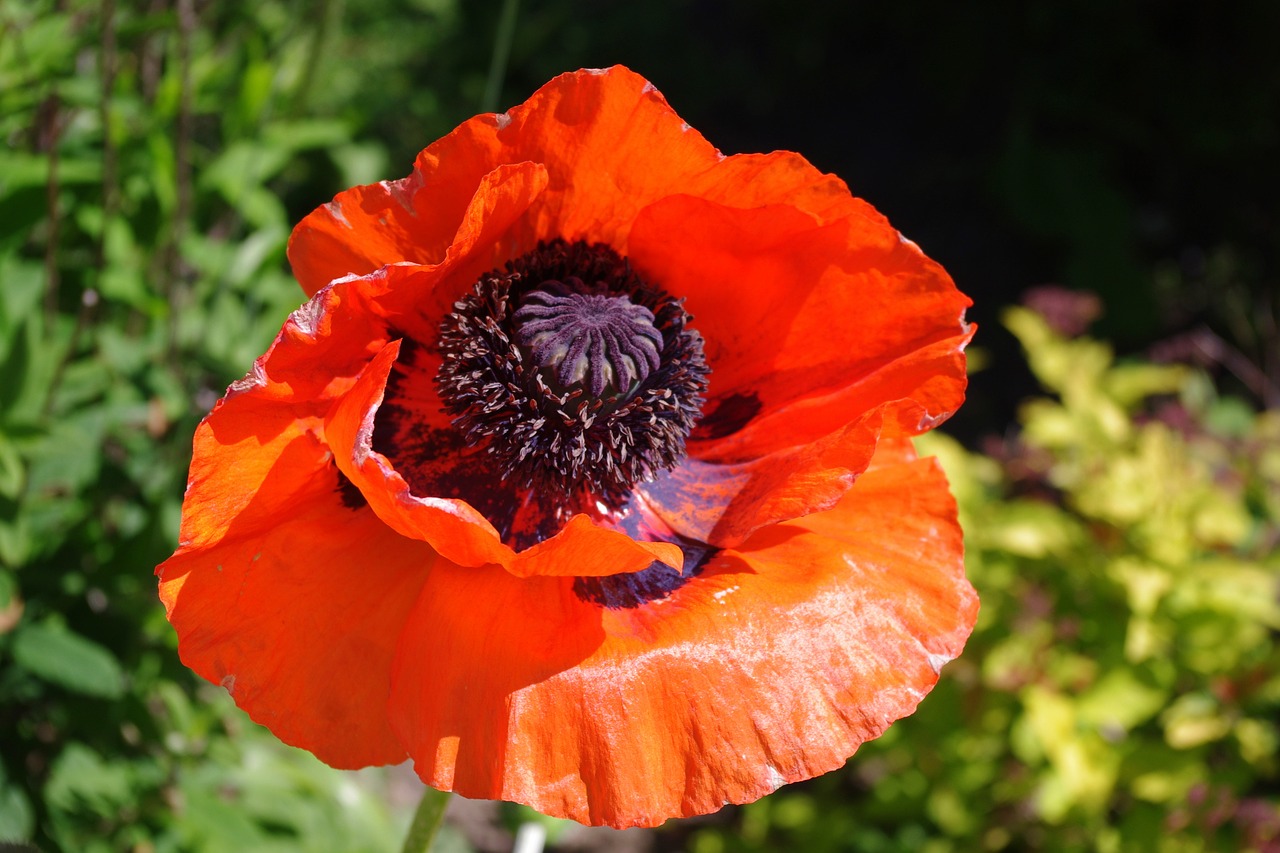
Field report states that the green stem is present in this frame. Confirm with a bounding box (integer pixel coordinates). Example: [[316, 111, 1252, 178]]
[[481, 0, 520, 112], [401, 786, 452, 853]]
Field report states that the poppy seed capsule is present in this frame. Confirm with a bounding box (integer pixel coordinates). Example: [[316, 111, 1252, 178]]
[[513, 283, 663, 399], [434, 240, 709, 521]]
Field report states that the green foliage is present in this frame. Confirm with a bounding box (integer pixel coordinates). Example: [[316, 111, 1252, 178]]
[[10, 621, 125, 700], [0, 0, 468, 849], [692, 311, 1280, 852]]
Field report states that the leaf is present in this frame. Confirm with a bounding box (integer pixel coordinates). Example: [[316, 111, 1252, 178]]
[[330, 142, 390, 188], [0, 514, 30, 569], [0, 569, 21, 634], [0, 254, 43, 349], [10, 621, 125, 699], [43, 743, 133, 819], [1076, 667, 1170, 733], [0, 151, 103, 196], [0, 780, 35, 842], [0, 431, 23, 499], [1161, 693, 1232, 750], [261, 119, 351, 153]]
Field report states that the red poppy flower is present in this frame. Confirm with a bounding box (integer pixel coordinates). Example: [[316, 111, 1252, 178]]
[[157, 66, 977, 828]]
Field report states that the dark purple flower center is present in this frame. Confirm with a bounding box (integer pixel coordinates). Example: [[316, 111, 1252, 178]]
[[432, 240, 709, 525]]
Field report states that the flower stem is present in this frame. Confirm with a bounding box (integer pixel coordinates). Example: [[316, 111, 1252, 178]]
[[481, 0, 520, 112], [400, 786, 452, 853]]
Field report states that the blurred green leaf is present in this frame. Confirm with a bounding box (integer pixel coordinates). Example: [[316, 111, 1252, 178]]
[[43, 743, 133, 821], [0, 432, 23, 499], [1076, 667, 1170, 733], [0, 515, 30, 569], [11, 621, 125, 699], [0, 151, 102, 196], [0, 772, 35, 842], [0, 255, 42, 350]]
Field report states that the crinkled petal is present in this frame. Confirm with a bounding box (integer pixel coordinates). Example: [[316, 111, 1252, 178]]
[[628, 194, 971, 460], [639, 363, 976, 550], [287, 149, 547, 297], [616, 194, 970, 544], [388, 448, 975, 827], [171, 289, 389, 554], [324, 337, 509, 566], [288, 66, 878, 295], [158, 430, 433, 768], [639, 407, 884, 549], [189, 161, 551, 452], [387, 567, 605, 796]]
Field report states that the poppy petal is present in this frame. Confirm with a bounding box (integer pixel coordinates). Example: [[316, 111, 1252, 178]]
[[387, 449, 973, 827], [210, 160, 681, 577], [289, 158, 549, 298], [639, 407, 881, 549], [158, 431, 433, 769], [513, 515, 684, 578], [170, 291, 386, 555], [387, 566, 605, 801], [628, 194, 971, 460], [288, 67, 884, 295]]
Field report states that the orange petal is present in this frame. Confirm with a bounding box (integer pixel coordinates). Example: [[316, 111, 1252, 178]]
[[387, 566, 605, 796], [289, 159, 548, 297], [389, 450, 975, 827], [288, 67, 887, 295], [205, 160, 646, 575], [628, 194, 971, 460], [469, 67, 882, 246], [158, 431, 433, 768], [324, 337, 515, 566], [512, 515, 683, 578], [173, 282, 394, 553], [177, 399, 327, 552], [639, 407, 883, 549]]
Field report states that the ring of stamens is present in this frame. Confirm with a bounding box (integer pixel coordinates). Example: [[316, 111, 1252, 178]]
[[434, 240, 708, 521]]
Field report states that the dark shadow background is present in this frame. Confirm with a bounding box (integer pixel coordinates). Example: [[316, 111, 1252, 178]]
[[338, 0, 1280, 441]]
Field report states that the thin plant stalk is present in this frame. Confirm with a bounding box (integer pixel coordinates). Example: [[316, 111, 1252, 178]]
[[481, 0, 520, 112], [400, 786, 452, 853]]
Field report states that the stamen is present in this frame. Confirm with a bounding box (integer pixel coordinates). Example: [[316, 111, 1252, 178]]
[[429, 240, 709, 527]]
